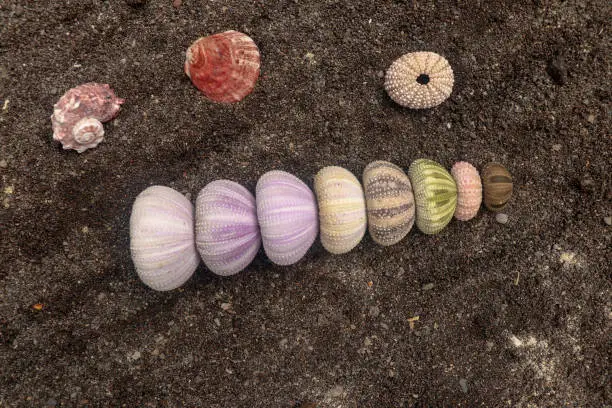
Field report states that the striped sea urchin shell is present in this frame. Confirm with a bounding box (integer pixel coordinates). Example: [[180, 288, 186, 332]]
[[130, 186, 200, 291], [384, 51, 454, 109], [450, 161, 482, 221], [185, 30, 260, 103], [256, 171, 318, 265], [314, 166, 367, 254], [195, 180, 260, 276], [482, 163, 513, 212], [408, 159, 457, 234], [362, 161, 415, 246]]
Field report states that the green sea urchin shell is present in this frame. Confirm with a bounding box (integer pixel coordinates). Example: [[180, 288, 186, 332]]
[[408, 159, 457, 234]]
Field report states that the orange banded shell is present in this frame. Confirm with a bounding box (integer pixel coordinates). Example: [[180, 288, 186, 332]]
[[185, 30, 260, 103]]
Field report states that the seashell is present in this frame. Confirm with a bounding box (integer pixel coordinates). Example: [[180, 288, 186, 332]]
[[130, 186, 200, 291], [185, 30, 261, 103], [314, 166, 367, 254], [195, 180, 261, 276], [482, 163, 513, 212], [450, 161, 482, 221], [385, 51, 454, 109], [256, 171, 318, 265], [72, 117, 104, 146], [362, 161, 415, 246], [51, 83, 124, 153], [408, 159, 457, 234]]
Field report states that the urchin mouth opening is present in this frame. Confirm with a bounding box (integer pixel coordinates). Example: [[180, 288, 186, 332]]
[[416, 74, 430, 85]]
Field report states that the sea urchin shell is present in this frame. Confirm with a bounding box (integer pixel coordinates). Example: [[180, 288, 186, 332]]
[[482, 163, 513, 212], [314, 166, 367, 254], [195, 180, 261, 276], [385, 51, 454, 109], [256, 171, 318, 265], [51, 83, 124, 152], [362, 161, 415, 246], [408, 159, 457, 234], [450, 161, 482, 221], [130, 186, 200, 291], [185, 30, 261, 103]]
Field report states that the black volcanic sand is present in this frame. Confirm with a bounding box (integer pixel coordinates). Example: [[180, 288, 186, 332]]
[[0, 1, 610, 406]]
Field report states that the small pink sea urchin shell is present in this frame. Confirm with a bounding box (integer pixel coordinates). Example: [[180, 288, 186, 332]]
[[385, 51, 454, 109], [51, 83, 124, 153], [450, 161, 482, 221], [185, 30, 261, 103]]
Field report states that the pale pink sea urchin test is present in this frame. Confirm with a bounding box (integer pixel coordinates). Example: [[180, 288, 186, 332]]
[[51, 83, 124, 153], [451, 161, 482, 221], [384, 51, 454, 109]]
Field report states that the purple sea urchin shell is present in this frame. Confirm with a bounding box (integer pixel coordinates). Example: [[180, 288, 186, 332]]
[[256, 171, 318, 265], [51, 83, 124, 152], [130, 186, 200, 291], [195, 180, 261, 276]]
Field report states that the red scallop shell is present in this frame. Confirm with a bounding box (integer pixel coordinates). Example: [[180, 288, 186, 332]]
[[184, 30, 261, 103]]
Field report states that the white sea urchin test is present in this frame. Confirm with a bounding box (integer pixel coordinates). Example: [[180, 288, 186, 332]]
[[384, 51, 454, 109]]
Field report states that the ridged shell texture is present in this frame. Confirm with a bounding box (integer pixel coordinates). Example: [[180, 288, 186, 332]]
[[450, 161, 482, 221], [362, 161, 415, 246], [130, 186, 200, 291], [185, 30, 260, 103], [51, 83, 124, 153], [385, 52, 454, 109], [482, 163, 513, 212], [408, 159, 457, 235], [314, 166, 367, 254], [256, 171, 318, 265], [195, 180, 261, 276]]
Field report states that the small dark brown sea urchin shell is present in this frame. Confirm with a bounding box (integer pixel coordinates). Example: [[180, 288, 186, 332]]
[[482, 163, 513, 212]]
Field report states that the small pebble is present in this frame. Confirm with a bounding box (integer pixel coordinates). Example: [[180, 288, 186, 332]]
[[369, 306, 380, 317], [495, 213, 509, 224], [422, 283, 435, 291], [220, 302, 232, 311], [0, 159, 7, 168], [46, 399, 57, 407], [604, 217, 612, 226], [459, 378, 468, 393], [172, 0, 182, 7], [551, 144, 562, 152], [587, 114, 596, 124], [128, 350, 141, 362], [327, 385, 344, 398]]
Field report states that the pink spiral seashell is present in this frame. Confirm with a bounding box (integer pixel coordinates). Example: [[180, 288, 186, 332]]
[[450, 161, 482, 221], [185, 30, 260, 103], [51, 83, 124, 153], [72, 117, 104, 146]]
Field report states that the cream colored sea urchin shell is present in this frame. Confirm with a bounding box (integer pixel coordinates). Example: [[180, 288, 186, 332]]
[[384, 51, 454, 109]]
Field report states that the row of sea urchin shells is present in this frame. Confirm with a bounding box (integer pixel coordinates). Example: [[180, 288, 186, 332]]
[[130, 161, 512, 291]]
